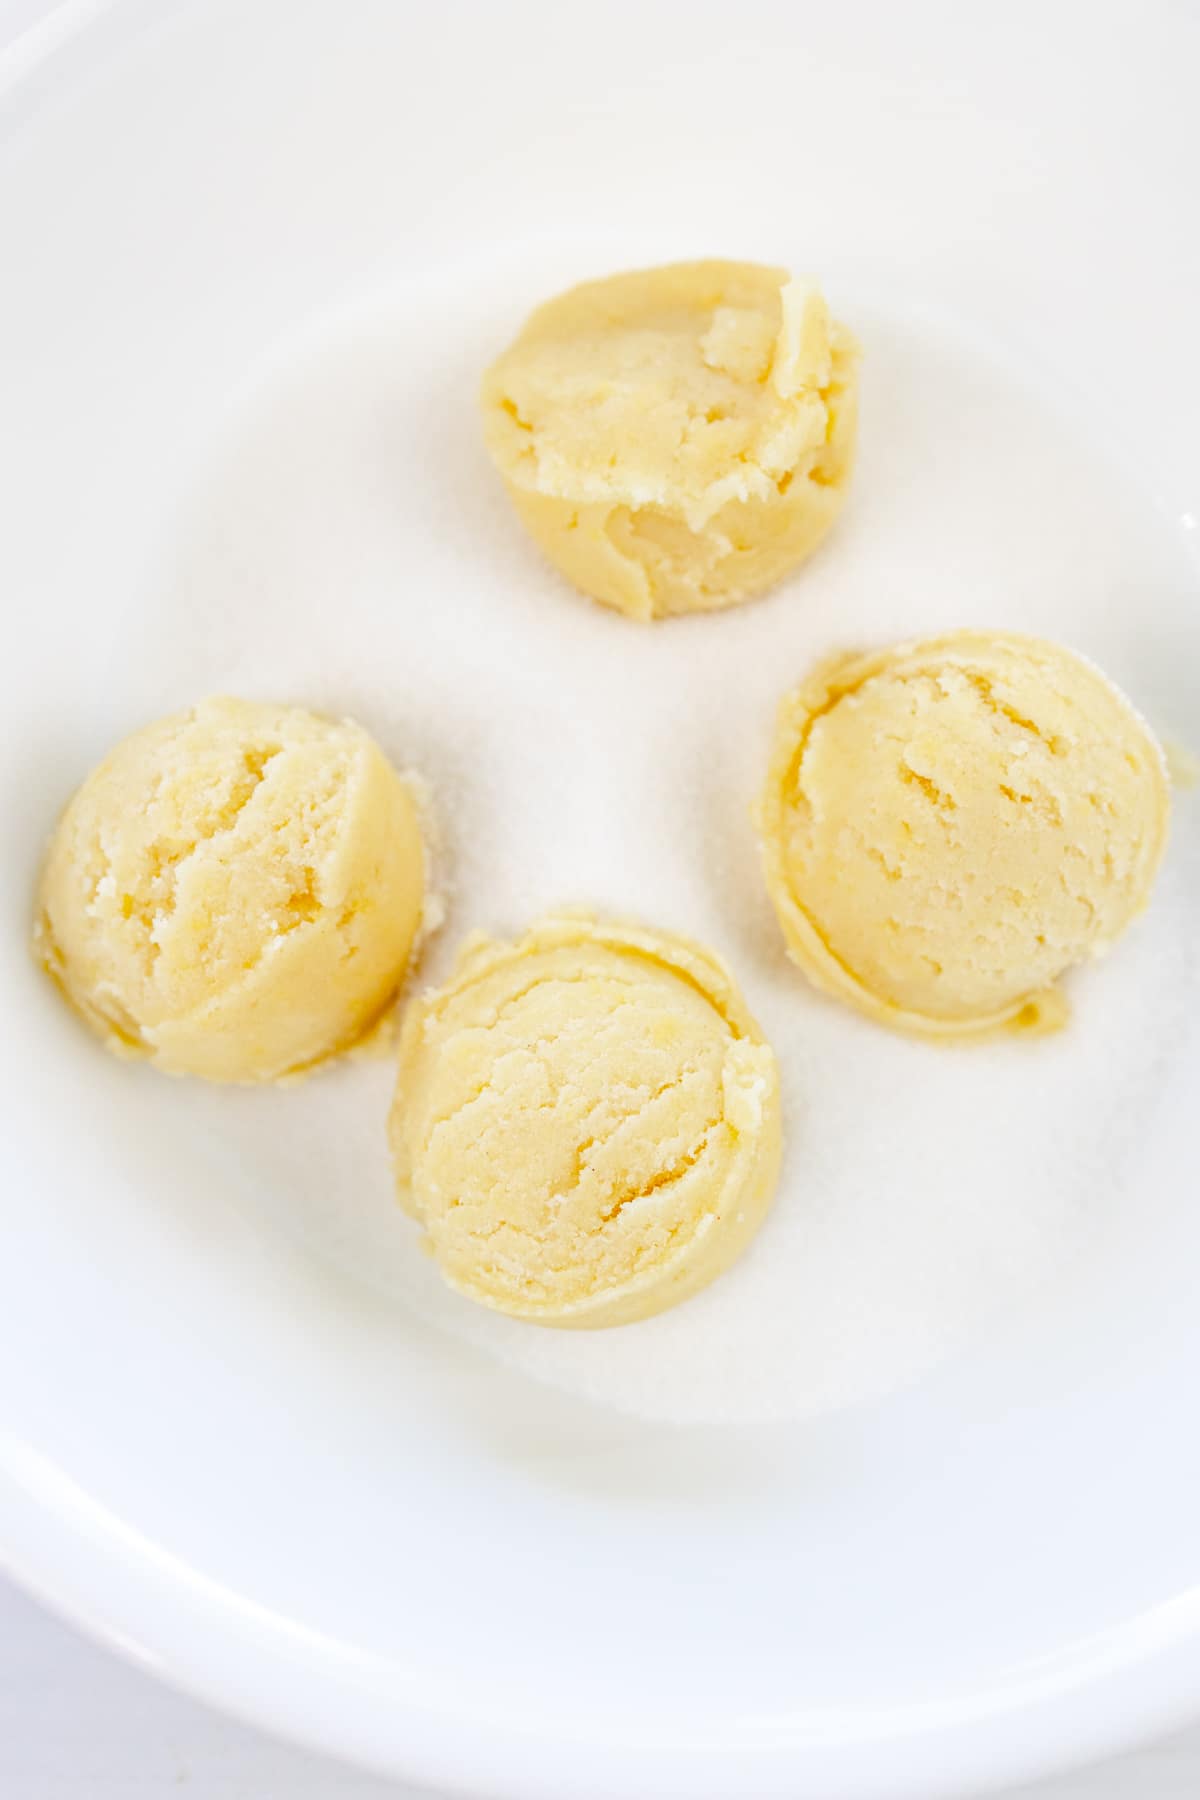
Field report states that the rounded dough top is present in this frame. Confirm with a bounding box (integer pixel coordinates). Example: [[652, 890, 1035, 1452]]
[[480, 261, 859, 620], [390, 914, 781, 1327], [483, 259, 850, 528], [37, 697, 428, 1082], [756, 632, 1170, 1037]]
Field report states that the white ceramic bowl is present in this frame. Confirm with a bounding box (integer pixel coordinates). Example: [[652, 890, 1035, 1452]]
[[2, 4, 1199, 1797]]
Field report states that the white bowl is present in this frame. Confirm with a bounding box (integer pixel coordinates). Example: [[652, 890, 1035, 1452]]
[[2, 4, 1199, 1797]]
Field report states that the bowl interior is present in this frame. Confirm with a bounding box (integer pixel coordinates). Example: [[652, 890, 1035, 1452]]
[[1, 5, 1199, 1797]]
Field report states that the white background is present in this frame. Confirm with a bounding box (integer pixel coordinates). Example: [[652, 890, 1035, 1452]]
[[3, 2, 1200, 1796], [3, 1569, 1200, 1799]]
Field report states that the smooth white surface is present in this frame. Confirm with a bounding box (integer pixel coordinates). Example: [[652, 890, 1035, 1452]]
[[1, 4, 1199, 1800], [4, 1572, 1200, 1800]]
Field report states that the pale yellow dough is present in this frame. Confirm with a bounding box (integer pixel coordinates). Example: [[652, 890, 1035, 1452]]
[[390, 914, 781, 1327], [756, 632, 1170, 1038], [480, 260, 860, 620], [36, 698, 429, 1082]]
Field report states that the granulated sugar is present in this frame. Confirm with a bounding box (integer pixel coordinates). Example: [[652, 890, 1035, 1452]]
[[140, 260, 1200, 1425]]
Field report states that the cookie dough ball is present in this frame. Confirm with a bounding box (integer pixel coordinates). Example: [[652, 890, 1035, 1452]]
[[36, 698, 429, 1082], [390, 914, 781, 1327], [756, 632, 1170, 1038], [481, 260, 859, 621]]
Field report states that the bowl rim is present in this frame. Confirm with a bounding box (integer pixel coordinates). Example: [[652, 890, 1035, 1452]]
[[4, 6, 1200, 1796], [6, 1437, 1200, 1800]]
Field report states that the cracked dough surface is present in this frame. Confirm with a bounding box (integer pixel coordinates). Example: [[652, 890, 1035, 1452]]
[[480, 260, 859, 620], [756, 631, 1171, 1038], [390, 914, 781, 1326], [35, 697, 428, 1082]]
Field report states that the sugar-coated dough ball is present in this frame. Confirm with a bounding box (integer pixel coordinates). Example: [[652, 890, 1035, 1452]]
[[36, 698, 429, 1082], [480, 261, 859, 621], [756, 632, 1170, 1037], [390, 914, 781, 1327]]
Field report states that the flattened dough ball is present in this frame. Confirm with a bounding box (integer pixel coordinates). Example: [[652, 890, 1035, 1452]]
[[756, 632, 1170, 1038], [481, 260, 859, 621], [390, 914, 781, 1327], [36, 698, 429, 1082]]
